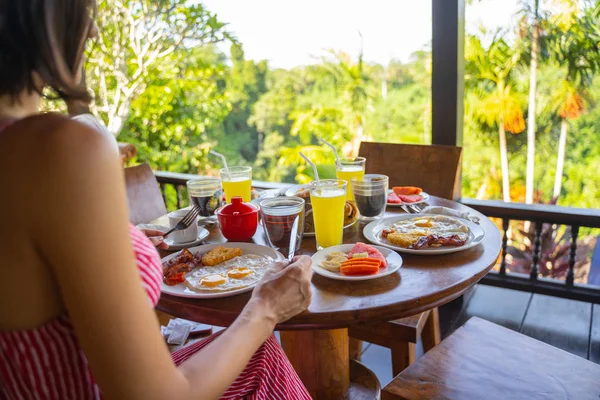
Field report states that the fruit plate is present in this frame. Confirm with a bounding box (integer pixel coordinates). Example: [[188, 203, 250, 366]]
[[311, 244, 402, 281], [386, 190, 430, 207], [363, 214, 486, 255], [160, 242, 283, 299]]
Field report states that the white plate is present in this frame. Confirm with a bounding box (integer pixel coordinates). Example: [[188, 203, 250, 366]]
[[386, 190, 430, 207], [137, 224, 210, 250], [311, 244, 402, 281], [160, 242, 284, 299], [363, 214, 486, 255]]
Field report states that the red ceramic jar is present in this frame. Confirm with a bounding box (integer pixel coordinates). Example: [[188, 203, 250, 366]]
[[216, 197, 259, 241]]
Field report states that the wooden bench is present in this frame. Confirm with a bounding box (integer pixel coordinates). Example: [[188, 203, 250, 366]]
[[382, 317, 600, 400]]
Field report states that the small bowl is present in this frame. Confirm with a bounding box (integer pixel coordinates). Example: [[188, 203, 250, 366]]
[[216, 197, 259, 241]]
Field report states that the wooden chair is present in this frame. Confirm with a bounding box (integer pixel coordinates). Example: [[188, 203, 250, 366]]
[[358, 142, 462, 199], [349, 142, 463, 375], [382, 317, 600, 400], [124, 163, 167, 225]]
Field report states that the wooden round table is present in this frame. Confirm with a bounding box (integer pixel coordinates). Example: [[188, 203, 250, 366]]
[[155, 196, 501, 399]]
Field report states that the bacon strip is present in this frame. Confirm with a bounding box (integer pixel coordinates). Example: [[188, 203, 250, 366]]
[[409, 234, 467, 249]]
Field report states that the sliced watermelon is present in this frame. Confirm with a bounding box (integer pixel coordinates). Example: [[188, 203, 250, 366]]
[[398, 194, 423, 203], [347, 242, 388, 268], [387, 192, 402, 204]]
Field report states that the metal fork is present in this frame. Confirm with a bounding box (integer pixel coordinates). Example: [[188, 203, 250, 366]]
[[405, 204, 424, 214], [162, 206, 200, 238], [401, 204, 423, 214]]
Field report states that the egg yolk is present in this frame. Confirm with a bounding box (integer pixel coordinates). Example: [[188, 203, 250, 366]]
[[227, 268, 253, 279], [200, 274, 227, 287], [414, 219, 433, 228]]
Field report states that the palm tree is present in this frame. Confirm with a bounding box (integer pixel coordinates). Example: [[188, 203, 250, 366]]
[[518, 0, 543, 205], [321, 44, 370, 155], [466, 34, 525, 202], [547, 3, 599, 200]]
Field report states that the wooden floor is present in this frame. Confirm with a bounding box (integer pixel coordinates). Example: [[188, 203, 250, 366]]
[[358, 284, 600, 387]]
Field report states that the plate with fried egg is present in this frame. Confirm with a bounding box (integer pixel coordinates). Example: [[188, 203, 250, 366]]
[[160, 242, 284, 299], [363, 214, 485, 255]]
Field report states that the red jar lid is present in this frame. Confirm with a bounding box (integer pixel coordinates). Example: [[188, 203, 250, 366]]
[[217, 197, 258, 216]]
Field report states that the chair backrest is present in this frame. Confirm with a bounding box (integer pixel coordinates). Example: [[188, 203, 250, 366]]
[[358, 142, 463, 200], [124, 163, 167, 225]]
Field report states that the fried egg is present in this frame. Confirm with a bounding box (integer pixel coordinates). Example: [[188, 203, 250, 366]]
[[386, 215, 469, 248], [185, 254, 269, 292]]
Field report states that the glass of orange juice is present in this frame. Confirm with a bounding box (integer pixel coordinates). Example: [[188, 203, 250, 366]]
[[336, 157, 366, 201], [220, 166, 252, 203], [309, 179, 347, 250]]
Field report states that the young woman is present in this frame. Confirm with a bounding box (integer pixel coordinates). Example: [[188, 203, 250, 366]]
[[0, 1, 312, 399]]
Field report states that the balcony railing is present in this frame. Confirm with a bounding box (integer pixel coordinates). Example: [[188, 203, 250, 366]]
[[462, 199, 600, 303], [155, 171, 600, 303]]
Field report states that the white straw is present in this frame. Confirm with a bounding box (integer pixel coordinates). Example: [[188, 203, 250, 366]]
[[318, 137, 341, 167], [210, 150, 230, 176], [299, 152, 320, 184]]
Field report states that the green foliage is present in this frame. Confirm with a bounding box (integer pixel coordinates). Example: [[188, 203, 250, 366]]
[[120, 46, 230, 174], [84, 0, 600, 211]]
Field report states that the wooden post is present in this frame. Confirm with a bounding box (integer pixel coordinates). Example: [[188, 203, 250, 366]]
[[280, 329, 350, 399], [431, 0, 465, 147]]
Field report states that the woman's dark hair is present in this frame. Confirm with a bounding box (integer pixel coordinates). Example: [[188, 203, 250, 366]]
[[0, 0, 96, 101]]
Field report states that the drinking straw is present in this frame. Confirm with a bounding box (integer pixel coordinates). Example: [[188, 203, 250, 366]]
[[317, 137, 341, 167], [299, 152, 320, 184], [209, 150, 230, 176]]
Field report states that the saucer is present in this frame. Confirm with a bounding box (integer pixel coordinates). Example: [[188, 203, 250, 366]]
[[136, 224, 210, 250]]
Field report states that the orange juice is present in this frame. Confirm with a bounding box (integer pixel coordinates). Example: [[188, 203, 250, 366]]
[[222, 177, 251, 202], [310, 180, 347, 249], [336, 157, 366, 201], [220, 166, 252, 203]]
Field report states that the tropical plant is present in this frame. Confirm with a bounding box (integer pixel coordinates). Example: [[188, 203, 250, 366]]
[[87, 0, 233, 135], [546, 3, 600, 201], [465, 34, 525, 202], [517, 0, 546, 205], [320, 46, 372, 155]]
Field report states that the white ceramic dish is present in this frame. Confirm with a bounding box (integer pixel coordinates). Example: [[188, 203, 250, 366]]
[[311, 244, 402, 281], [160, 242, 283, 299], [386, 190, 430, 207], [363, 214, 486, 255], [137, 223, 209, 250]]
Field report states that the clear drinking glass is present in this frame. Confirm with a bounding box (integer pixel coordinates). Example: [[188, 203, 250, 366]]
[[309, 179, 347, 250], [186, 177, 223, 220], [259, 197, 305, 258], [352, 174, 389, 222], [336, 157, 366, 201], [220, 166, 252, 203]]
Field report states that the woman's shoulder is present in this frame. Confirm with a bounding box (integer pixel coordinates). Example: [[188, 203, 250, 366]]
[[4, 112, 119, 164]]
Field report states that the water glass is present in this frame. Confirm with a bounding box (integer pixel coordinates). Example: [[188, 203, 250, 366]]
[[259, 197, 305, 258], [220, 166, 252, 203], [352, 174, 389, 222]]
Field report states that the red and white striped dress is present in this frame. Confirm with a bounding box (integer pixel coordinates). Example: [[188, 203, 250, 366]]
[[0, 225, 311, 399]]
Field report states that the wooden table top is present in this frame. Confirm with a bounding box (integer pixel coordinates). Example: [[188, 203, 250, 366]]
[[155, 196, 501, 330]]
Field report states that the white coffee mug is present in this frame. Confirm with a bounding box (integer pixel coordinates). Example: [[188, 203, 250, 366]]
[[168, 209, 199, 244]]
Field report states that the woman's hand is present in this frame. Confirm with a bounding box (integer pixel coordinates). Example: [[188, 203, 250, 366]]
[[141, 228, 169, 250], [248, 255, 312, 325]]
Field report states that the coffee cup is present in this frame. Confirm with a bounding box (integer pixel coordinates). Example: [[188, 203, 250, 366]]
[[168, 209, 199, 243]]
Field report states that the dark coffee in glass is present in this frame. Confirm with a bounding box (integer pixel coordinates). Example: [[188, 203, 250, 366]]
[[259, 197, 305, 257], [187, 177, 223, 218], [351, 174, 389, 222]]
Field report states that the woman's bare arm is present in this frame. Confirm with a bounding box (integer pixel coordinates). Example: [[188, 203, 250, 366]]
[[34, 119, 311, 400]]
